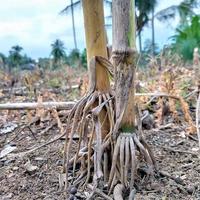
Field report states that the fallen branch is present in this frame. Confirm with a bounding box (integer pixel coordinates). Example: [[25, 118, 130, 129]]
[[0, 93, 180, 111], [0, 101, 75, 110], [2, 85, 79, 96], [135, 92, 179, 100]]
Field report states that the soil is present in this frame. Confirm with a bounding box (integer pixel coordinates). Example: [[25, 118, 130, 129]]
[[0, 118, 199, 200], [0, 68, 200, 200]]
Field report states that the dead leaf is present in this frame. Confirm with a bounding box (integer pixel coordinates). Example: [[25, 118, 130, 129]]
[[0, 145, 17, 158]]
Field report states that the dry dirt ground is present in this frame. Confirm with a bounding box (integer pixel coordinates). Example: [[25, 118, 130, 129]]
[[0, 117, 200, 200]]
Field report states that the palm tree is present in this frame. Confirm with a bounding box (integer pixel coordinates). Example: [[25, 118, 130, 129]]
[[8, 45, 23, 68], [50, 39, 66, 68], [136, 0, 157, 52], [0, 53, 7, 70], [60, 0, 79, 49], [151, 5, 155, 55]]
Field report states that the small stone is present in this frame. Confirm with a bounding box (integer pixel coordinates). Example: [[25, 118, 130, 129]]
[[146, 184, 151, 191], [1, 193, 13, 199], [0, 145, 17, 158], [187, 186, 194, 194], [24, 161, 38, 174], [13, 166, 19, 171], [69, 195, 77, 200], [172, 188, 179, 194], [4, 159, 15, 165], [150, 183, 160, 190], [174, 177, 184, 185], [70, 186, 77, 195], [34, 157, 46, 161], [56, 160, 63, 166]]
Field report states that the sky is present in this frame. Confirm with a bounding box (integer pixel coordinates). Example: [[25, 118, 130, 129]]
[[0, 0, 184, 59]]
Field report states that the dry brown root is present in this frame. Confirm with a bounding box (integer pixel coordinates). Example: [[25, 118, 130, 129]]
[[62, 56, 156, 198], [62, 93, 156, 199], [63, 89, 115, 191]]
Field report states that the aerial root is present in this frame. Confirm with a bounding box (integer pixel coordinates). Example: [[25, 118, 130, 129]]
[[113, 184, 124, 200], [63, 91, 114, 190], [124, 136, 130, 187], [63, 90, 155, 198], [129, 136, 136, 190], [64, 94, 91, 190], [108, 132, 155, 194], [103, 152, 109, 182], [120, 136, 125, 185], [108, 136, 121, 187]]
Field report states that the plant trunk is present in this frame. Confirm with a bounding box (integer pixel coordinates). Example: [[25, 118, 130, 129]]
[[151, 7, 155, 56], [112, 0, 137, 132], [71, 0, 77, 49], [82, 0, 110, 92], [138, 31, 142, 53]]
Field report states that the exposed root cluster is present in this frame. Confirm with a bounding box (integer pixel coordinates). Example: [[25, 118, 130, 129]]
[[108, 132, 156, 194], [63, 89, 114, 190], [63, 56, 156, 198], [63, 91, 156, 197]]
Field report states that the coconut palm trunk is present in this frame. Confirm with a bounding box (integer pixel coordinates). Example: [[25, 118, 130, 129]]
[[71, 0, 77, 49], [151, 6, 155, 56], [138, 32, 142, 53]]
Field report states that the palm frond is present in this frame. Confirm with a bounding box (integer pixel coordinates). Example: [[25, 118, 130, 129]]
[[60, 0, 81, 15], [155, 5, 177, 21]]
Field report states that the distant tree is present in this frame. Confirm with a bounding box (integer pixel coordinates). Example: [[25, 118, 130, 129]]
[[21, 54, 35, 65], [81, 48, 87, 68], [38, 58, 50, 71], [8, 45, 23, 69], [136, 0, 157, 53], [60, 0, 78, 49], [50, 39, 66, 69], [0, 53, 7, 70], [66, 49, 81, 67]]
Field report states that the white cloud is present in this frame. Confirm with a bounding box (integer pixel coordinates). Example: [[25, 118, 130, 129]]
[[0, 0, 85, 58], [0, 0, 195, 58]]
